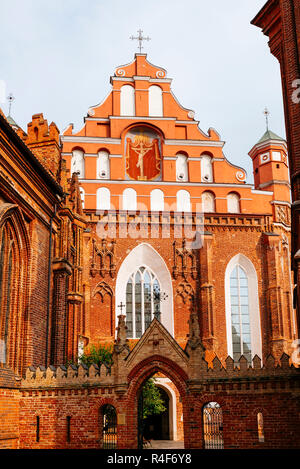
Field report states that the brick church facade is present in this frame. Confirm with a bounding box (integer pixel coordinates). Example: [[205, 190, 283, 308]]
[[0, 52, 299, 449]]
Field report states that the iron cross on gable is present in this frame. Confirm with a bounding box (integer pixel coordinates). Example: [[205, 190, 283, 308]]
[[130, 29, 151, 53]]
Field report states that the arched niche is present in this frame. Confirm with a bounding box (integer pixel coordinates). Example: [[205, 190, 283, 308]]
[[149, 85, 163, 117], [176, 154, 188, 182], [150, 189, 164, 211], [120, 85, 135, 116], [97, 187, 111, 210]]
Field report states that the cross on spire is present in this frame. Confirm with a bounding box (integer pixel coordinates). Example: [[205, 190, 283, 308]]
[[7, 93, 15, 117], [118, 301, 125, 314], [130, 29, 151, 53], [263, 107, 270, 131]]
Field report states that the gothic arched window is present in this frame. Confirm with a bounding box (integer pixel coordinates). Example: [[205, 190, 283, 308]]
[[225, 254, 262, 365], [0, 226, 12, 365], [176, 190, 191, 212], [150, 189, 164, 211], [125, 266, 161, 338], [97, 187, 110, 210], [149, 85, 163, 116], [176, 154, 188, 182], [97, 150, 110, 179], [123, 188, 137, 211], [201, 155, 213, 182], [229, 266, 251, 363], [0, 208, 28, 373], [120, 85, 135, 116], [71, 149, 85, 178], [202, 191, 215, 212], [227, 192, 240, 213]]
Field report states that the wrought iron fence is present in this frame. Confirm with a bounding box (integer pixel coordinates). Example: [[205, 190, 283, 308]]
[[102, 404, 117, 449], [203, 402, 224, 449]]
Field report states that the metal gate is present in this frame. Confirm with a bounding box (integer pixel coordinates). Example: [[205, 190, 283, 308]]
[[203, 402, 224, 449], [102, 404, 117, 449]]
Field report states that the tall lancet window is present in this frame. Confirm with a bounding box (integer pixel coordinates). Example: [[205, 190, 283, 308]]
[[120, 85, 135, 116], [126, 266, 160, 338], [149, 85, 163, 116], [0, 224, 15, 366], [71, 149, 85, 178], [97, 151, 110, 179], [176, 154, 188, 182], [230, 266, 251, 364], [201, 155, 213, 182]]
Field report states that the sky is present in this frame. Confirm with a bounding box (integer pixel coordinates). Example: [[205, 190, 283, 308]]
[[0, 0, 285, 183]]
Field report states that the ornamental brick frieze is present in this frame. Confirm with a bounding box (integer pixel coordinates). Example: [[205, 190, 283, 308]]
[[172, 239, 198, 280], [274, 204, 291, 226], [175, 282, 195, 304], [90, 238, 116, 278], [83, 211, 273, 238]]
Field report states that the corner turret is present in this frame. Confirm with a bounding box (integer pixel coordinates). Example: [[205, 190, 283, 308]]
[[249, 129, 290, 204]]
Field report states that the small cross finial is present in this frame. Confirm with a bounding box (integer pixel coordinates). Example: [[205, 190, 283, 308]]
[[7, 93, 15, 117], [130, 29, 151, 53], [263, 107, 270, 131], [118, 301, 125, 314]]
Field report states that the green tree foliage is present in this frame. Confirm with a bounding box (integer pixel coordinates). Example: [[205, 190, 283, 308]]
[[79, 343, 113, 368], [142, 379, 166, 419]]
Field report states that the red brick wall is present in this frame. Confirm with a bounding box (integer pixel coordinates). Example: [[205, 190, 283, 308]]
[[18, 385, 300, 449], [0, 387, 20, 449], [82, 217, 294, 363]]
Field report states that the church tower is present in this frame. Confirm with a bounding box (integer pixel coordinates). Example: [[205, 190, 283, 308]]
[[249, 128, 291, 226]]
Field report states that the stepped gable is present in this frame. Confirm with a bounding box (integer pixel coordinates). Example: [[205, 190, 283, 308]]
[[19, 113, 61, 182]]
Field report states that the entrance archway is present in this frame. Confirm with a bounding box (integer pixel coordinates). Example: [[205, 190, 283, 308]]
[[125, 337, 190, 448], [135, 369, 185, 449], [139, 383, 170, 441]]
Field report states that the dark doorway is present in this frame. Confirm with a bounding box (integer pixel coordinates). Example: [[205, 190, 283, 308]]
[[138, 386, 170, 442]]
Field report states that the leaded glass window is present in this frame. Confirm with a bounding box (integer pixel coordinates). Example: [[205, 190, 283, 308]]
[[230, 266, 251, 364], [125, 266, 161, 338]]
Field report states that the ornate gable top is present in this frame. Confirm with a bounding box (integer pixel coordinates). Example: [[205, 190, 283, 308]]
[[114, 54, 168, 79], [125, 317, 189, 368]]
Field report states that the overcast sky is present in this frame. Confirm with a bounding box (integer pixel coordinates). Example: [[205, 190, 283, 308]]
[[0, 0, 285, 183]]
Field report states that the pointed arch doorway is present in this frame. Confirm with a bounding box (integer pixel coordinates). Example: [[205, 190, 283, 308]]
[[137, 374, 184, 449]]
